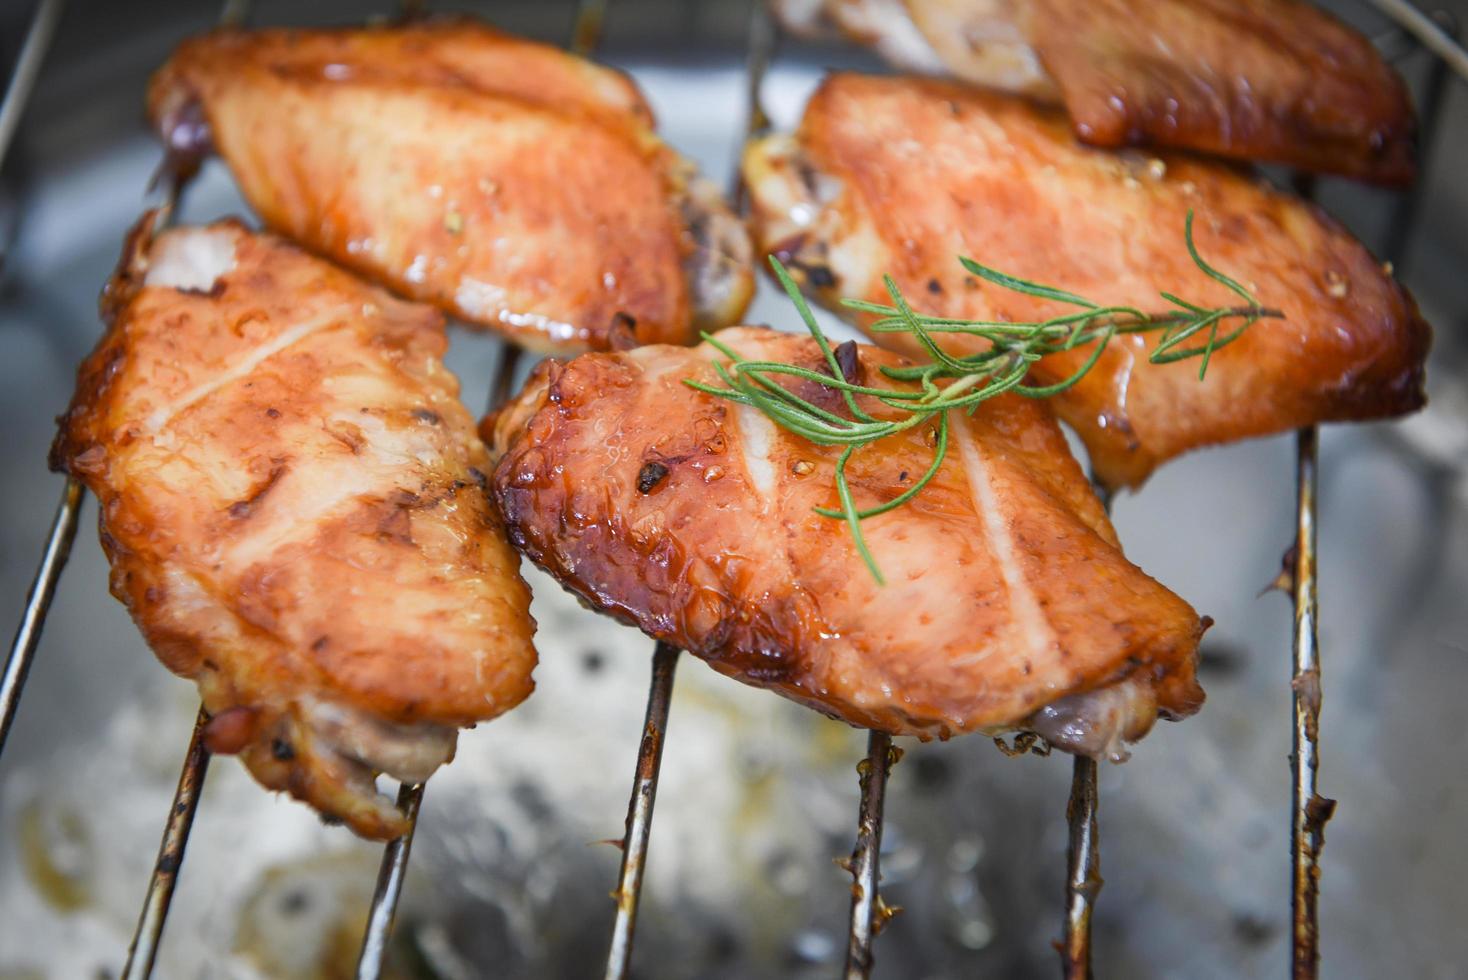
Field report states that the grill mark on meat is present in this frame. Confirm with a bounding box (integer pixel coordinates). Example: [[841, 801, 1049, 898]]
[[227, 462, 289, 519], [733, 402, 778, 504], [952, 415, 1059, 669], [144, 305, 353, 434]]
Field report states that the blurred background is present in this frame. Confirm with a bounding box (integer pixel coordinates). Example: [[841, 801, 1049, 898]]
[[0, 0, 1465, 976]]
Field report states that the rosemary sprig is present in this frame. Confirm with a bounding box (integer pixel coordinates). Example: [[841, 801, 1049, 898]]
[[686, 211, 1284, 584]]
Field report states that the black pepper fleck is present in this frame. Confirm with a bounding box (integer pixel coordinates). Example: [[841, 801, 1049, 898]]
[[637, 461, 670, 494]]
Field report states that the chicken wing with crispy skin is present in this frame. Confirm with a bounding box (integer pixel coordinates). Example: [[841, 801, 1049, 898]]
[[487, 328, 1206, 756], [742, 74, 1430, 489], [147, 18, 753, 353], [773, 0, 1055, 98], [771, 0, 1415, 183], [52, 217, 537, 839]]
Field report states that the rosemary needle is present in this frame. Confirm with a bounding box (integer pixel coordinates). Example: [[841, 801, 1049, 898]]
[[686, 210, 1285, 583]]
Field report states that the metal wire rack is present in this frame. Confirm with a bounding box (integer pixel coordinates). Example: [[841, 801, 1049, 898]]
[[0, 1, 1462, 978]]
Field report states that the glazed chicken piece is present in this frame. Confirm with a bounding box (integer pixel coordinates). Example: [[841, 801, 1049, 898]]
[[51, 217, 537, 839], [147, 18, 753, 353], [774, 0, 1054, 98], [487, 328, 1207, 755], [771, 0, 1416, 183], [743, 74, 1431, 489]]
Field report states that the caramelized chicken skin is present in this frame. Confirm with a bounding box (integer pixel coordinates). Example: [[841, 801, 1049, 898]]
[[52, 217, 537, 839], [743, 74, 1431, 489], [772, 0, 1415, 183], [487, 329, 1206, 755], [148, 19, 753, 353]]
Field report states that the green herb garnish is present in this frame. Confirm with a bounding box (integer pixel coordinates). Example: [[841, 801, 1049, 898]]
[[686, 211, 1283, 584]]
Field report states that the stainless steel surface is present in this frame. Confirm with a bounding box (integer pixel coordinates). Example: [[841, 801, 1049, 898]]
[[843, 731, 893, 979], [354, 783, 425, 980], [0, 1, 1466, 978], [605, 643, 679, 980], [120, 708, 211, 980]]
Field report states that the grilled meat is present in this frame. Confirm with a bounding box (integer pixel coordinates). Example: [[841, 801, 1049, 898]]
[[487, 328, 1206, 756], [51, 217, 538, 839], [742, 74, 1431, 489], [147, 18, 753, 353], [771, 0, 1415, 183]]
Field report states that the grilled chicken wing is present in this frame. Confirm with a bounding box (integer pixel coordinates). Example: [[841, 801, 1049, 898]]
[[774, 0, 1055, 98], [51, 217, 537, 839], [487, 328, 1206, 755], [147, 19, 753, 353], [771, 0, 1415, 183], [743, 74, 1430, 489]]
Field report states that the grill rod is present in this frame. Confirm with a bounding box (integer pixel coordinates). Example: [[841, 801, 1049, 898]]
[[1, 0, 1458, 975], [844, 730, 895, 978], [355, 3, 610, 976], [604, 641, 679, 980], [121, 708, 212, 979], [1061, 481, 1113, 978], [1367, 0, 1468, 81], [354, 782, 426, 979], [0, 0, 72, 761], [1063, 756, 1101, 978], [354, 341, 533, 980], [1283, 15, 1456, 976], [115, 6, 260, 975], [0, 0, 65, 167], [601, 5, 778, 976], [1288, 426, 1325, 979]]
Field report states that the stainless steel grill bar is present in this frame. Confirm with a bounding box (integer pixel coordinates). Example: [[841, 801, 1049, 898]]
[[568, 0, 607, 58], [0, 0, 66, 171], [1367, 0, 1468, 81], [1288, 426, 1327, 980], [355, 782, 425, 980], [604, 641, 679, 980], [489, 344, 524, 415], [1062, 756, 1101, 979], [355, 3, 608, 975], [0, 478, 81, 754], [844, 730, 895, 979], [1383, 9, 1458, 267], [1281, 15, 1455, 975], [602, 5, 777, 975], [120, 708, 212, 980], [114, 1, 290, 974], [0, 0, 73, 762], [356, 287, 532, 980], [1060, 481, 1112, 977]]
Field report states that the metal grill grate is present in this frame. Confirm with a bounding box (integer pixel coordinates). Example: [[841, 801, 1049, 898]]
[[0, 1, 1462, 978]]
